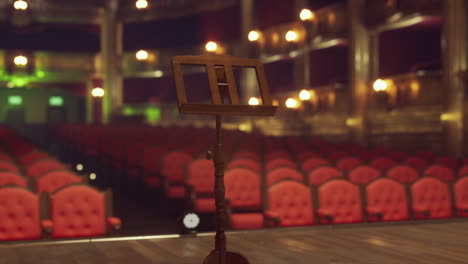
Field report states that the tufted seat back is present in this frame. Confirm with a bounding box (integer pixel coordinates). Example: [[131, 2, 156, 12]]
[[404, 156, 429, 170], [424, 165, 455, 182], [18, 151, 49, 165], [336, 157, 362, 171], [0, 187, 41, 241], [387, 165, 420, 183], [49, 185, 107, 238], [415, 151, 435, 162], [327, 151, 348, 162], [318, 179, 363, 224], [0, 152, 12, 162], [458, 165, 468, 177], [308, 166, 343, 186], [265, 151, 292, 162], [265, 158, 296, 172], [411, 177, 452, 219], [142, 146, 169, 174], [301, 157, 330, 172], [434, 157, 459, 169], [187, 159, 214, 194], [369, 157, 397, 171], [387, 151, 408, 162], [266, 167, 303, 186], [161, 151, 193, 184], [297, 151, 321, 162], [454, 177, 468, 216], [225, 168, 261, 209], [36, 170, 82, 193], [366, 178, 409, 221], [268, 181, 314, 227], [349, 166, 382, 184], [227, 158, 261, 173], [231, 151, 261, 162], [0, 160, 19, 173], [0, 171, 28, 188], [25, 159, 64, 178]]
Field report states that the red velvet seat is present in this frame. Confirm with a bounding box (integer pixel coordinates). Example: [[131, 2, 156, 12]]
[[301, 157, 330, 172], [365, 178, 409, 222], [387, 165, 419, 183], [434, 157, 458, 170], [415, 150, 436, 162], [0, 187, 43, 241], [424, 165, 455, 182], [265, 158, 296, 172], [225, 168, 264, 229], [369, 157, 397, 171], [458, 165, 468, 177], [227, 158, 261, 173], [142, 146, 168, 189], [0, 152, 12, 162], [265, 151, 292, 162], [348, 166, 382, 185], [454, 176, 468, 217], [0, 171, 28, 188], [387, 151, 408, 162], [267, 181, 314, 227], [358, 151, 378, 162], [327, 151, 348, 162], [297, 151, 321, 163], [266, 167, 304, 186], [35, 170, 82, 193], [44, 184, 121, 238], [307, 166, 343, 186], [0, 160, 20, 173], [186, 159, 215, 213], [316, 179, 363, 224], [403, 156, 429, 170], [25, 159, 64, 178], [161, 151, 193, 199], [336, 157, 362, 171], [231, 151, 261, 162], [18, 151, 50, 165], [410, 177, 452, 219]]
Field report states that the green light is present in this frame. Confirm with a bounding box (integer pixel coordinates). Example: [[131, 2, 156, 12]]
[[8, 96, 23, 106], [11, 76, 28, 87], [146, 107, 161, 123], [123, 106, 135, 116], [36, 71, 46, 78], [49, 96, 64, 106]]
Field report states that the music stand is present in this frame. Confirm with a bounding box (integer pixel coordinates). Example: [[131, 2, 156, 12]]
[[171, 54, 277, 264]]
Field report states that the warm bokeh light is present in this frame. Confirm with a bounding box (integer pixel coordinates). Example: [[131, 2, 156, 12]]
[[248, 97, 260, 105], [248, 30, 260, 42], [285, 98, 299, 109], [135, 50, 149, 60], [373, 79, 388, 92], [285, 31, 298, 42], [13, 0, 28, 10], [92, 87, 105, 97], [299, 9, 315, 21], [135, 0, 148, 9], [272, 99, 279, 106], [14, 55, 28, 66], [89, 173, 97, 180], [299, 89, 311, 101], [155, 70, 164, 77], [76, 164, 84, 172], [205, 41, 218, 52]]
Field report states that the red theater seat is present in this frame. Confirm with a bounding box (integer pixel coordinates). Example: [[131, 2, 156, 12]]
[[454, 176, 468, 217], [0, 160, 20, 173], [0, 171, 28, 188], [365, 178, 409, 222], [336, 157, 362, 171], [415, 151, 436, 162], [265, 158, 296, 172], [227, 158, 261, 173], [36, 170, 82, 193], [434, 157, 459, 169], [301, 157, 330, 172], [231, 151, 261, 162], [307, 166, 343, 186], [317, 179, 363, 224], [404, 156, 429, 170], [25, 159, 64, 178], [459, 165, 468, 177], [424, 165, 455, 182], [369, 157, 397, 171], [266, 167, 304, 186], [387, 165, 420, 183], [348, 166, 382, 185], [0, 152, 12, 162], [297, 151, 321, 163], [327, 151, 348, 162], [387, 151, 408, 162], [267, 181, 314, 227], [411, 177, 452, 219], [265, 151, 292, 162], [161, 151, 193, 199], [0, 187, 43, 241], [45, 184, 121, 238], [18, 151, 50, 165], [186, 159, 215, 213]]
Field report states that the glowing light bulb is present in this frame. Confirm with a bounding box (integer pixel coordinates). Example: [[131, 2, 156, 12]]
[[205, 41, 218, 52], [89, 173, 97, 180], [299, 89, 311, 101], [248, 30, 260, 42], [285, 98, 299, 109], [155, 70, 164, 77], [373, 79, 388, 92], [14, 55, 28, 66], [299, 9, 315, 21], [285, 31, 298, 42], [135, 0, 148, 9], [136, 50, 149, 61], [14, 0, 28, 10], [76, 164, 84, 171], [92, 87, 105, 97], [248, 97, 260, 105]]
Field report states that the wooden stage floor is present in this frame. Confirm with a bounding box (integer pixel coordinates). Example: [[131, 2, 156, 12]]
[[1, 220, 468, 264]]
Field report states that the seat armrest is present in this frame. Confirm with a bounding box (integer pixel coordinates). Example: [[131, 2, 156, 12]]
[[41, 220, 53, 238], [413, 206, 430, 219], [264, 210, 281, 227], [316, 208, 334, 224], [366, 207, 384, 221], [107, 217, 122, 235]]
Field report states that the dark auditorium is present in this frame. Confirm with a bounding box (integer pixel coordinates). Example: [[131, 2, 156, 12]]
[[1, 0, 468, 263]]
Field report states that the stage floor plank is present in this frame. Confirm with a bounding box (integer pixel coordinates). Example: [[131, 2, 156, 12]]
[[1, 220, 468, 264]]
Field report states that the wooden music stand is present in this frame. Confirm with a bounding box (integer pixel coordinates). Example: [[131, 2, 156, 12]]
[[171, 54, 277, 264]]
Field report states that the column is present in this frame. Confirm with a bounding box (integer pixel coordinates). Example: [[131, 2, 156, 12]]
[[101, 0, 123, 124], [347, 0, 374, 147], [442, 0, 467, 158], [240, 0, 258, 102], [293, 0, 310, 90]]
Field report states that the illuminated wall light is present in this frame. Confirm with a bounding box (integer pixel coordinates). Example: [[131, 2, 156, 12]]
[[299, 8, 315, 21], [285, 31, 298, 42], [135, 50, 149, 61], [285, 98, 299, 109], [13, 0, 28, 10], [205, 41, 218, 52], [14, 55, 28, 66], [248, 30, 260, 42], [248, 97, 260, 105], [373, 79, 388, 92], [76, 164, 84, 172], [8, 96, 23, 106], [135, 0, 148, 9], [49, 96, 64, 106], [92, 87, 105, 97], [299, 89, 311, 101], [155, 70, 164, 78], [89, 173, 97, 180]]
